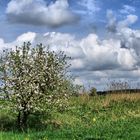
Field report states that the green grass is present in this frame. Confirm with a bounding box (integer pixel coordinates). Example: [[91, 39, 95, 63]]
[[0, 93, 140, 140]]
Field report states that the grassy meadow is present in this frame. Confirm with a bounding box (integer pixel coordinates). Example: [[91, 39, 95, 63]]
[[0, 93, 140, 140]]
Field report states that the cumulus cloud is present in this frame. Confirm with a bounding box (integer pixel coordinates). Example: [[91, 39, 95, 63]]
[[107, 12, 139, 58], [16, 32, 36, 42], [0, 31, 140, 90], [1, 31, 139, 71], [35, 32, 138, 72], [106, 9, 138, 32], [118, 27, 140, 58], [6, 0, 78, 27], [1, 8, 140, 90], [106, 10, 140, 57]]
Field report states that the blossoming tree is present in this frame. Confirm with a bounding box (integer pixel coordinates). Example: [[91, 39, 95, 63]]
[[0, 42, 71, 130]]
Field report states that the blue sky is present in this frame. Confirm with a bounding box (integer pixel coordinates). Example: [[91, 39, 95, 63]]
[[0, 0, 140, 90]]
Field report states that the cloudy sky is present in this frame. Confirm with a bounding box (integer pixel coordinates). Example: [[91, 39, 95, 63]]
[[0, 0, 140, 90]]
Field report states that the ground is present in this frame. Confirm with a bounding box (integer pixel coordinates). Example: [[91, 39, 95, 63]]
[[0, 93, 140, 140]]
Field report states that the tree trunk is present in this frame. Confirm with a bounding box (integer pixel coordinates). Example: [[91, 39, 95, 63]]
[[17, 111, 21, 129], [17, 111, 29, 131], [21, 111, 29, 130]]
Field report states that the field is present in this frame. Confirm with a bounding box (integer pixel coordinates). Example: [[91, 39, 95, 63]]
[[0, 93, 140, 140]]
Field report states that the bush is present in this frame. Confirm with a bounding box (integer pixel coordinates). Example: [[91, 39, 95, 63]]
[[89, 87, 97, 96]]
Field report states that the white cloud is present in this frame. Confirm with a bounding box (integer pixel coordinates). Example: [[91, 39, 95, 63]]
[[1, 31, 139, 72], [120, 5, 136, 14], [1, 14, 140, 90], [16, 32, 36, 42], [73, 77, 84, 86], [118, 15, 138, 28], [106, 11, 140, 56], [106, 10, 117, 32], [107, 8, 138, 32], [6, 0, 78, 27], [78, 0, 100, 15], [0, 38, 5, 50]]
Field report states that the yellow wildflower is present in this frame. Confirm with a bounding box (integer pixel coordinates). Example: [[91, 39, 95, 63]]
[[93, 118, 96, 122], [24, 137, 30, 140]]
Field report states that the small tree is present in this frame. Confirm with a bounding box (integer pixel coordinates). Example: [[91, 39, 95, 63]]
[[89, 87, 97, 96], [0, 42, 71, 130]]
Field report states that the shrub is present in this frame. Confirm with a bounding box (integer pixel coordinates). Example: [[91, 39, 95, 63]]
[[89, 87, 97, 96]]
